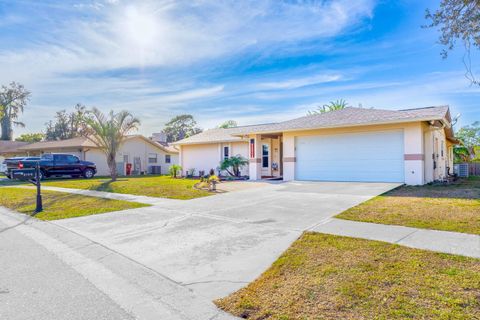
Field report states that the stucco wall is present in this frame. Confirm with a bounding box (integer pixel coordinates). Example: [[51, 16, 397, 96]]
[[180, 141, 249, 176], [281, 122, 426, 185], [422, 123, 450, 182]]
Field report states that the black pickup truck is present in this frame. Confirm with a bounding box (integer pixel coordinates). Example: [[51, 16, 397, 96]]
[[5, 153, 97, 180]]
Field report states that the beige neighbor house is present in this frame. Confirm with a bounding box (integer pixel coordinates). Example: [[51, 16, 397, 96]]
[[14, 135, 179, 176], [175, 106, 458, 185], [0, 141, 30, 162]]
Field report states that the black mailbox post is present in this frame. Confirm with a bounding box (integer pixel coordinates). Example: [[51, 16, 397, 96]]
[[11, 163, 43, 213]]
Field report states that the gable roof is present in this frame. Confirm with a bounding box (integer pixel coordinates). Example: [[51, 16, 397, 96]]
[[174, 106, 453, 145], [172, 123, 277, 145], [17, 135, 179, 154]]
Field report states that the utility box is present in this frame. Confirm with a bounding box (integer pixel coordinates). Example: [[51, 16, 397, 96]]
[[454, 163, 469, 178]]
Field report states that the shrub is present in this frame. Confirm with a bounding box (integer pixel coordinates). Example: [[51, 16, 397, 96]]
[[220, 155, 248, 177], [169, 164, 182, 178]]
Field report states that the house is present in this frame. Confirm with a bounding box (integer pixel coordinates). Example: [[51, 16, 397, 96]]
[[174, 106, 457, 185], [0, 141, 31, 163], [13, 135, 179, 176]]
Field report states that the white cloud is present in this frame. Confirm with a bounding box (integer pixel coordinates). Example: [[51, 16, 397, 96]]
[[259, 74, 343, 89]]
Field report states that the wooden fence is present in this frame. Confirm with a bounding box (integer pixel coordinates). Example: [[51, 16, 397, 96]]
[[466, 162, 480, 176]]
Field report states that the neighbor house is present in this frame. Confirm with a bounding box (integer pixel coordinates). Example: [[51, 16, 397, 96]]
[[14, 135, 179, 176], [0, 141, 31, 164], [174, 106, 457, 185]]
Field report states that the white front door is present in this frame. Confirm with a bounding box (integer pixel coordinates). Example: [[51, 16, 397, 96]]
[[261, 143, 271, 176], [295, 130, 405, 182]]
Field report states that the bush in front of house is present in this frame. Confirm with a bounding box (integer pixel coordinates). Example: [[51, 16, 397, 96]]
[[219, 155, 248, 177], [169, 164, 182, 178]]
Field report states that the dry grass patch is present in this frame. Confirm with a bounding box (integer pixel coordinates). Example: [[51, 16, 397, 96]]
[[336, 177, 480, 235], [216, 232, 480, 320], [0, 187, 148, 220]]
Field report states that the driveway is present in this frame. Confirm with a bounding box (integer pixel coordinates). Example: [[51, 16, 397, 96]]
[[54, 181, 399, 300]]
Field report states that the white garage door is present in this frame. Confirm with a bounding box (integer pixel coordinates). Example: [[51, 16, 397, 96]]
[[295, 130, 404, 182]]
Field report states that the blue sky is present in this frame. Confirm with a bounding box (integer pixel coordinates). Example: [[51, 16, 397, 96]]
[[1, 0, 479, 137]]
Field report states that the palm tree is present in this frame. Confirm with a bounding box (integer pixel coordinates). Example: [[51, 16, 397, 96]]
[[0, 82, 31, 140], [308, 99, 349, 115], [220, 155, 249, 177], [81, 108, 140, 181]]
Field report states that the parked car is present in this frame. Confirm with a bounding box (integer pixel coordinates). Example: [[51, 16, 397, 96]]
[[2, 157, 41, 178], [5, 154, 96, 180]]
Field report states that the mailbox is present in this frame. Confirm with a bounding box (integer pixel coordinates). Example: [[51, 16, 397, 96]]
[[12, 168, 36, 180]]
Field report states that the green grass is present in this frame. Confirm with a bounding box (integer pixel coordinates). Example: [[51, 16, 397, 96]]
[[38, 175, 211, 200], [216, 232, 480, 320], [336, 176, 480, 235], [0, 187, 148, 220]]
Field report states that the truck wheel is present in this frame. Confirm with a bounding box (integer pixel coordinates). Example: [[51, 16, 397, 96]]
[[83, 168, 95, 179]]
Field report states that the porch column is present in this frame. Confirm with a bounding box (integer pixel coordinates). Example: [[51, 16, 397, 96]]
[[248, 134, 262, 180], [283, 134, 295, 181]]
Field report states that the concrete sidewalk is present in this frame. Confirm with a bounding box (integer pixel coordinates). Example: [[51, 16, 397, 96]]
[[9, 185, 178, 205], [312, 218, 480, 259], [0, 208, 236, 320]]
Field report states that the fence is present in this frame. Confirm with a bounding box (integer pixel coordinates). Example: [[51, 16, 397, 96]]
[[468, 162, 480, 176]]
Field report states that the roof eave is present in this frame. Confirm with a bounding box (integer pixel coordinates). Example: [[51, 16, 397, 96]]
[[173, 137, 247, 146], [233, 116, 448, 136]]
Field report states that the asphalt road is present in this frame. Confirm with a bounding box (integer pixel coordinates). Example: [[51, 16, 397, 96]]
[[0, 220, 134, 320]]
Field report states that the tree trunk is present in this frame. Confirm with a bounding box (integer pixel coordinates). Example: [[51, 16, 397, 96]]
[[0, 116, 12, 141], [107, 155, 117, 181]]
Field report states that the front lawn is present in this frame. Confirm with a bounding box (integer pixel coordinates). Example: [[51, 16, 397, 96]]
[[0, 187, 148, 220], [41, 175, 211, 200], [216, 232, 480, 320], [336, 177, 480, 235]]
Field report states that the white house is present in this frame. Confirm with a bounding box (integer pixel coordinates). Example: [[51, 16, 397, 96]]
[[15, 135, 179, 176], [174, 106, 458, 185]]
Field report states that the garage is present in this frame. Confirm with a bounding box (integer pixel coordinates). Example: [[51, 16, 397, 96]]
[[295, 130, 405, 183]]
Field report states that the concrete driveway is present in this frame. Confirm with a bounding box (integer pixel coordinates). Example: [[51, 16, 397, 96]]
[[54, 181, 399, 300]]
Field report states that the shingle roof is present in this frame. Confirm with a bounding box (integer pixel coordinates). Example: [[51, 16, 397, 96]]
[[0, 141, 30, 154], [17, 135, 179, 154], [172, 123, 278, 145], [18, 137, 96, 150], [175, 106, 451, 145]]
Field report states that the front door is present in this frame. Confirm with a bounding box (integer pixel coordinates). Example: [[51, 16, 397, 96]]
[[261, 143, 270, 177]]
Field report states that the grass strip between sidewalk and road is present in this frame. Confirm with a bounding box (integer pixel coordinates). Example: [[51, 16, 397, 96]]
[[216, 232, 480, 320], [0, 187, 149, 220]]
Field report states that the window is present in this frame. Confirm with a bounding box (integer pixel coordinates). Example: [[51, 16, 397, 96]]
[[148, 153, 158, 164], [441, 140, 444, 157], [165, 154, 171, 163], [66, 155, 79, 163], [250, 139, 255, 158], [223, 146, 229, 160], [262, 144, 269, 168]]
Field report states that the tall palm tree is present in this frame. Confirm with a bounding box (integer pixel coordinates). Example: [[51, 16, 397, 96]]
[[308, 99, 349, 115], [0, 82, 31, 140], [81, 108, 140, 181]]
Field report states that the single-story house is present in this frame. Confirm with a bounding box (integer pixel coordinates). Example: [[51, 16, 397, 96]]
[[174, 106, 458, 185], [0, 141, 31, 163], [13, 135, 179, 176]]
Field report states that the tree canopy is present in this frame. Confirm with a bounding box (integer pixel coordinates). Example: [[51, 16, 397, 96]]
[[425, 0, 480, 84], [162, 114, 202, 142], [15, 133, 45, 143], [0, 82, 30, 141], [80, 108, 140, 181], [308, 99, 348, 115], [456, 121, 480, 160], [218, 120, 238, 129], [45, 104, 86, 141]]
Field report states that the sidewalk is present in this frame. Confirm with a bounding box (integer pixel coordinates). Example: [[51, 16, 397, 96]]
[[0, 207, 237, 320], [312, 218, 480, 259], [9, 185, 179, 205]]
